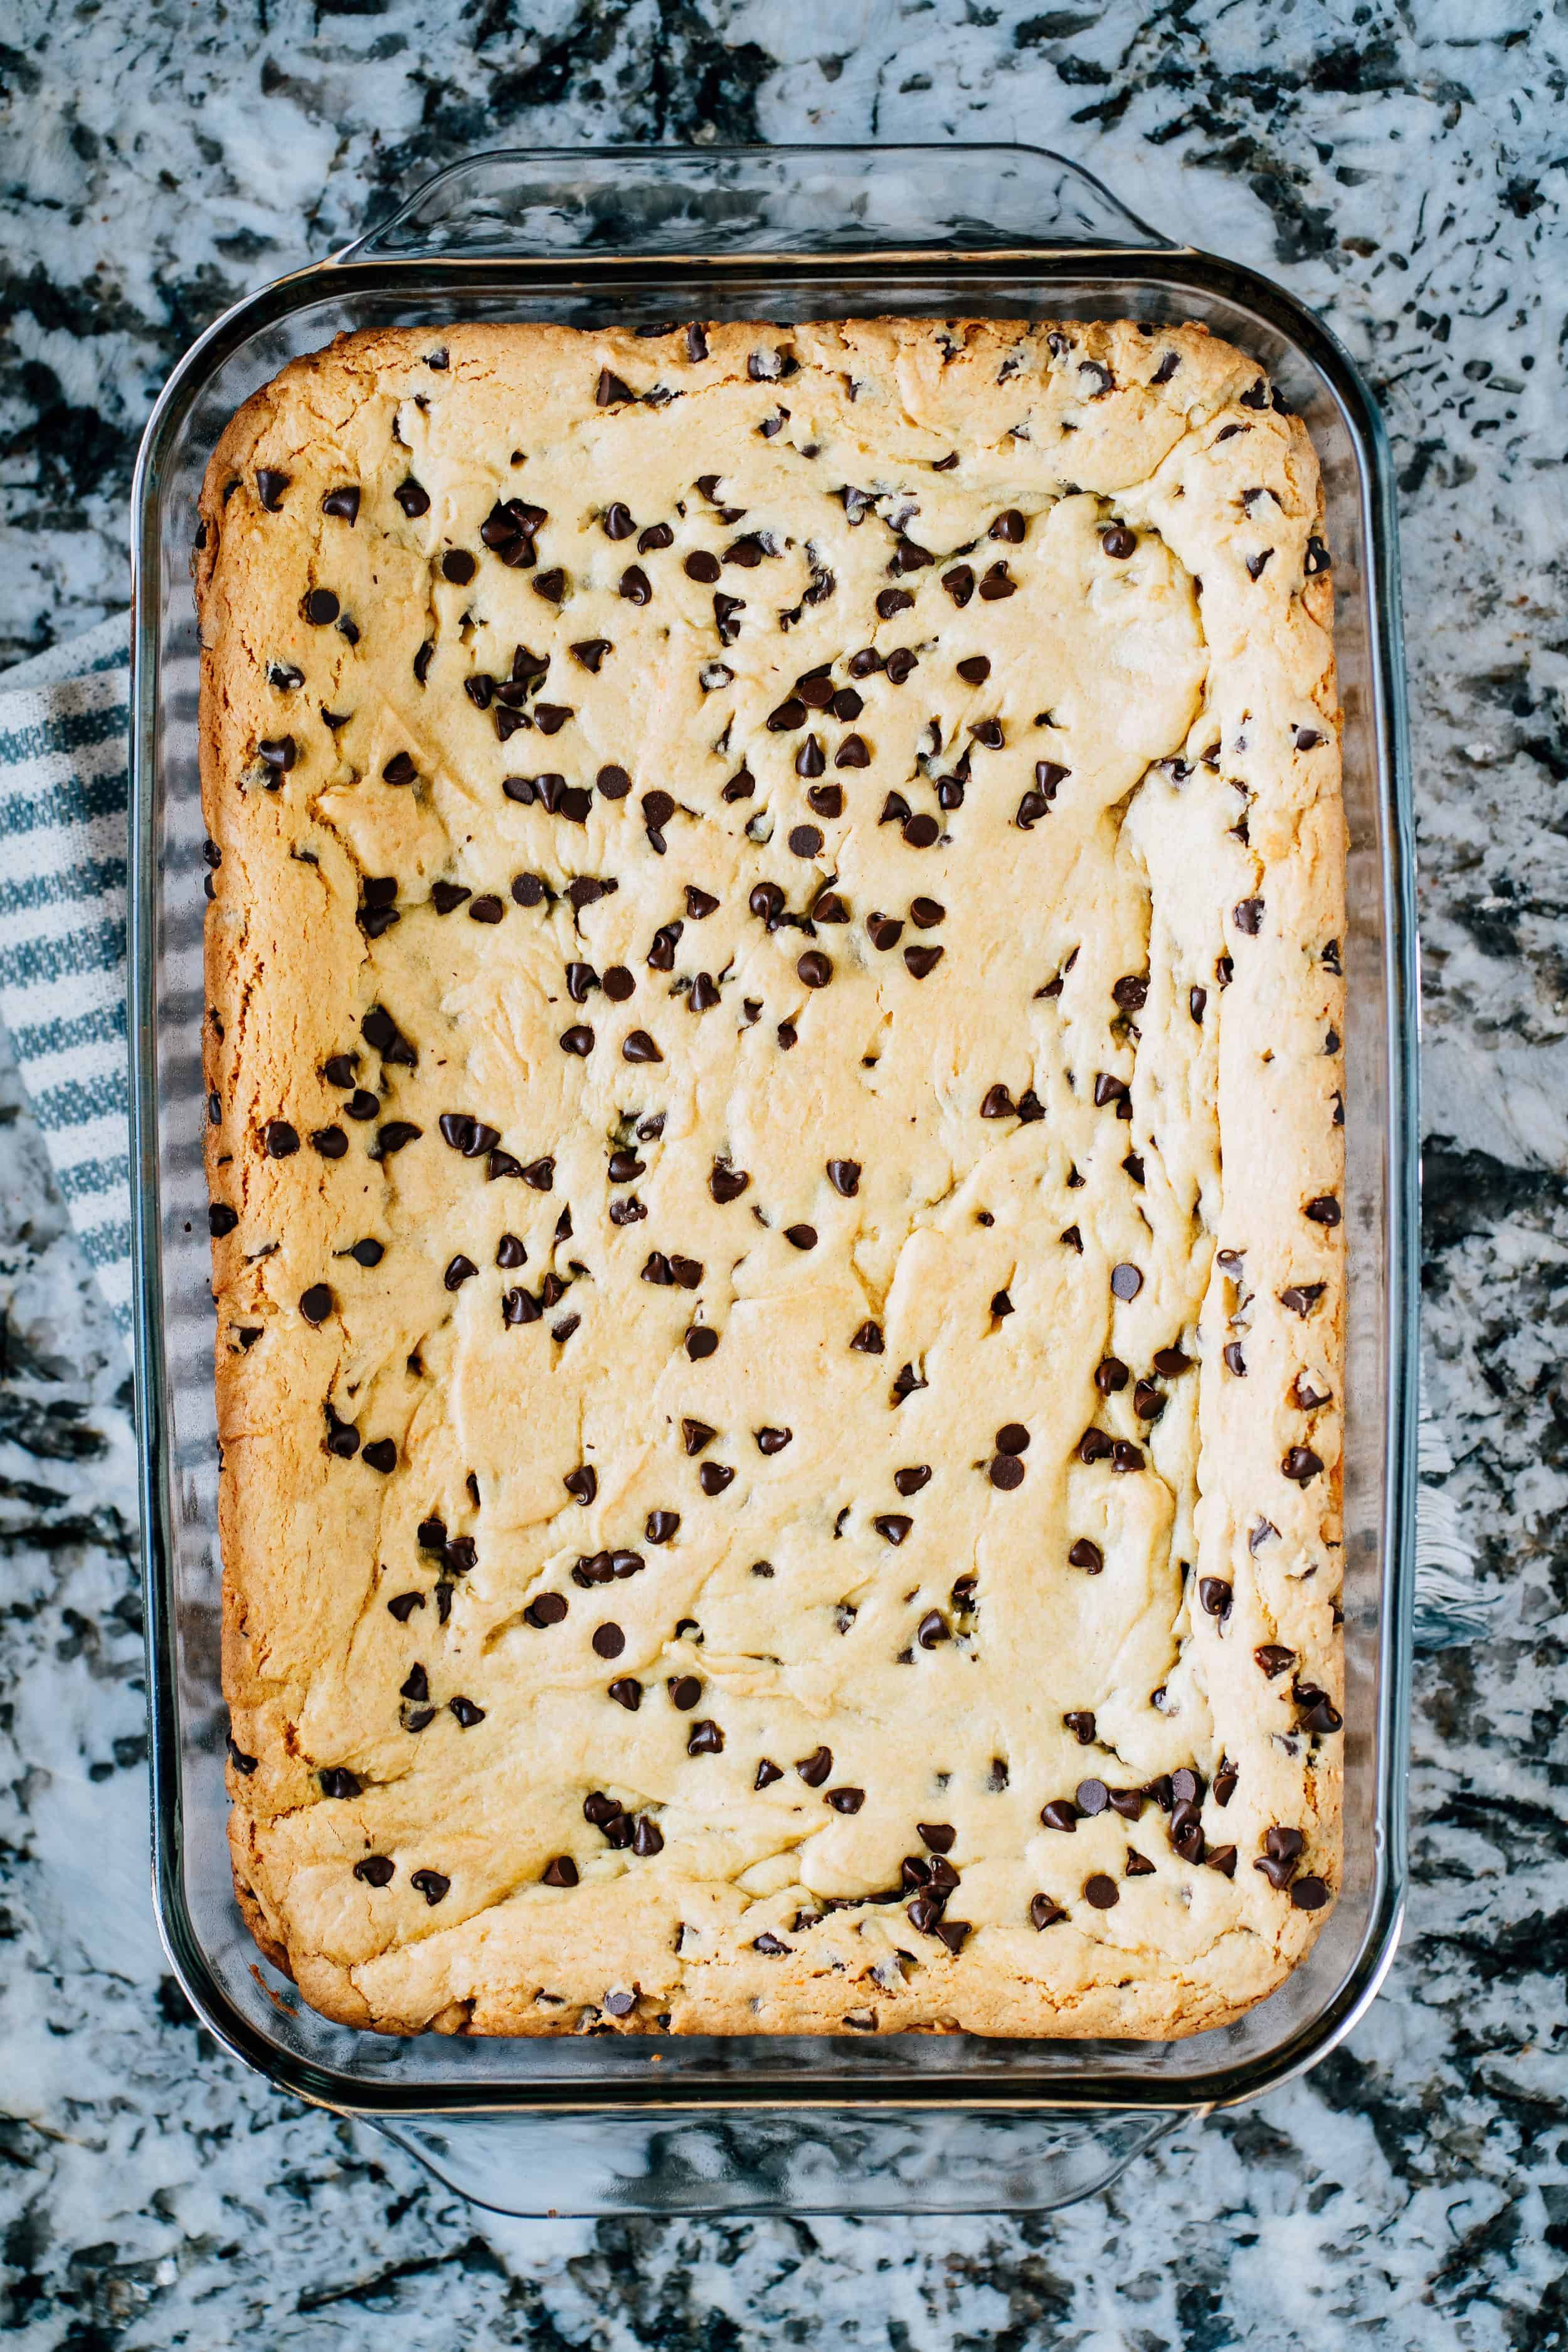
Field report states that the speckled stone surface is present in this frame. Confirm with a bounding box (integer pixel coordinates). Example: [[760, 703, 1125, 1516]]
[[2, 4, 1565, 2344]]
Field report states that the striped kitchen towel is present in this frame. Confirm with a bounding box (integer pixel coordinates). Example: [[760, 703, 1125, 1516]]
[[0, 616, 1493, 1645], [0, 613, 134, 1338]]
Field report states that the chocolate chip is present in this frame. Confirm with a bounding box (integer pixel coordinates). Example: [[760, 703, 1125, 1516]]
[[902, 813, 939, 848], [783, 1224, 817, 1251], [980, 1084, 1015, 1119], [1077, 1430, 1113, 1464], [263, 1118, 300, 1158], [825, 1786, 864, 1813], [623, 1030, 662, 1062], [796, 1746, 832, 1787], [1283, 1445, 1325, 1484], [1199, 1577, 1233, 1621], [789, 824, 824, 859], [904, 944, 944, 978], [255, 468, 290, 511], [755, 1426, 793, 1456], [988, 1454, 1024, 1491], [318, 1766, 361, 1800], [867, 912, 904, 950], [1305, 1195, 1341, 1227], [564, 1465, 597, 1505], [850, 1320, 884, 1353], [874, 1513, 913, 1545], [1068, 1539, 1103, 1572], [1233, 897, 1264, 936], [698, 1464, 733, 1496], [797, 950, 832, 988], [532, 568, 567, 603], [1291, 1875, 1328, 1910], [1041, 1800, 1078, 1833], [591, 1623, 626, 1660], [541, 1855, 580, 1889], [1110, 1263, 1143, 1301], [687, 1718, 724, 1754], [298, 1283, 334, 1325], [978, 562, 1016, 601]]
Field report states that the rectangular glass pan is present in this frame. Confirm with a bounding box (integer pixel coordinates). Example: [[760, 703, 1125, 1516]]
[[130, 146, 1417, 2135]]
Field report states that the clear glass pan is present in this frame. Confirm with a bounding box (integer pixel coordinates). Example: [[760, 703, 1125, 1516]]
[[128, 145, 1417, 2215]]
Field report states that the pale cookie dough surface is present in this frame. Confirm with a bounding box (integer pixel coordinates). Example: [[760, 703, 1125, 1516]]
[[196, 315, 1345, 2040]]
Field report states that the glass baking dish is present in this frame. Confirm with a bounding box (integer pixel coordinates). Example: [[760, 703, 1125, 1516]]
[[128, 144, 1417, 2217]]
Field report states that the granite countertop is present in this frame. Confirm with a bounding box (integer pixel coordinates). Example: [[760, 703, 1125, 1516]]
[[2, 3, 1565, 2344]]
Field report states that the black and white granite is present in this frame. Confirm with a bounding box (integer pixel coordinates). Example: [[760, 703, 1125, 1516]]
[[2, 3, 1565, 2342]]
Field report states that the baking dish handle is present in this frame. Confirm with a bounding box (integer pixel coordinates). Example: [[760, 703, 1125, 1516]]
[[339, 144, 1179, 264]]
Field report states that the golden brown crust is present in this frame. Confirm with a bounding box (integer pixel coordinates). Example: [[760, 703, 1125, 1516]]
[[198, 317, 1343, 2039]]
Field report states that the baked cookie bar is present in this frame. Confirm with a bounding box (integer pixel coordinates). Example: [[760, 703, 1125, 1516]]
[[197, 316, 1345, 2038]]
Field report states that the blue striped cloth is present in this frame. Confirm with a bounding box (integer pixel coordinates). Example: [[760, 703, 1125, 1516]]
[[0, 615, 1488, 1644], [0, 614, 134, 1338]]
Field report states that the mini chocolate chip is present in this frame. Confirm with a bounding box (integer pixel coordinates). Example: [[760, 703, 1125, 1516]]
[[255, 468, 290, 511], [687, 1718, 724, 1753], [978, 563, 1015, 600], [1083, 1874, 1120, 1910], [622, 1030, 663, 1063], [941, 565, 975, 607], [592, 1623, 625, 1660], [850, 1320, 884, 1353], [1199, 1577, 1233, 1621], [755, 1758, 783, 1789], [564, 1465, 598, 1505], [561, 1024, 595, 1056], [541, 1855, 579, 1888], [797, 950, 832, 987], [867, 912, 904, 950], [1041, 1800, 1078, 1833], [443, 1254, 478, 1292], [826, 1786, 864, 1813], [806, 783, 842, 819], [698, 1463, 734, 1496], [893, 1465, 931, 1497], [988, 1454, 1025, 1491], [755, 1426, 793, 1456], [995, 1423, 1030, 1457], [902, 813, 939, 848], [797, 1746, 832, 1787], [904, 944, 944, 978], [980, 1084, 1015, 1119], [1110, 1263, 1143, 1301], [916, 1609, 948, 1647], [789, 824, 824, 858], [874, 1513, 913, 1545], [784, 1224, 817, 1251], [1283, 1444, 1325, 1484]]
